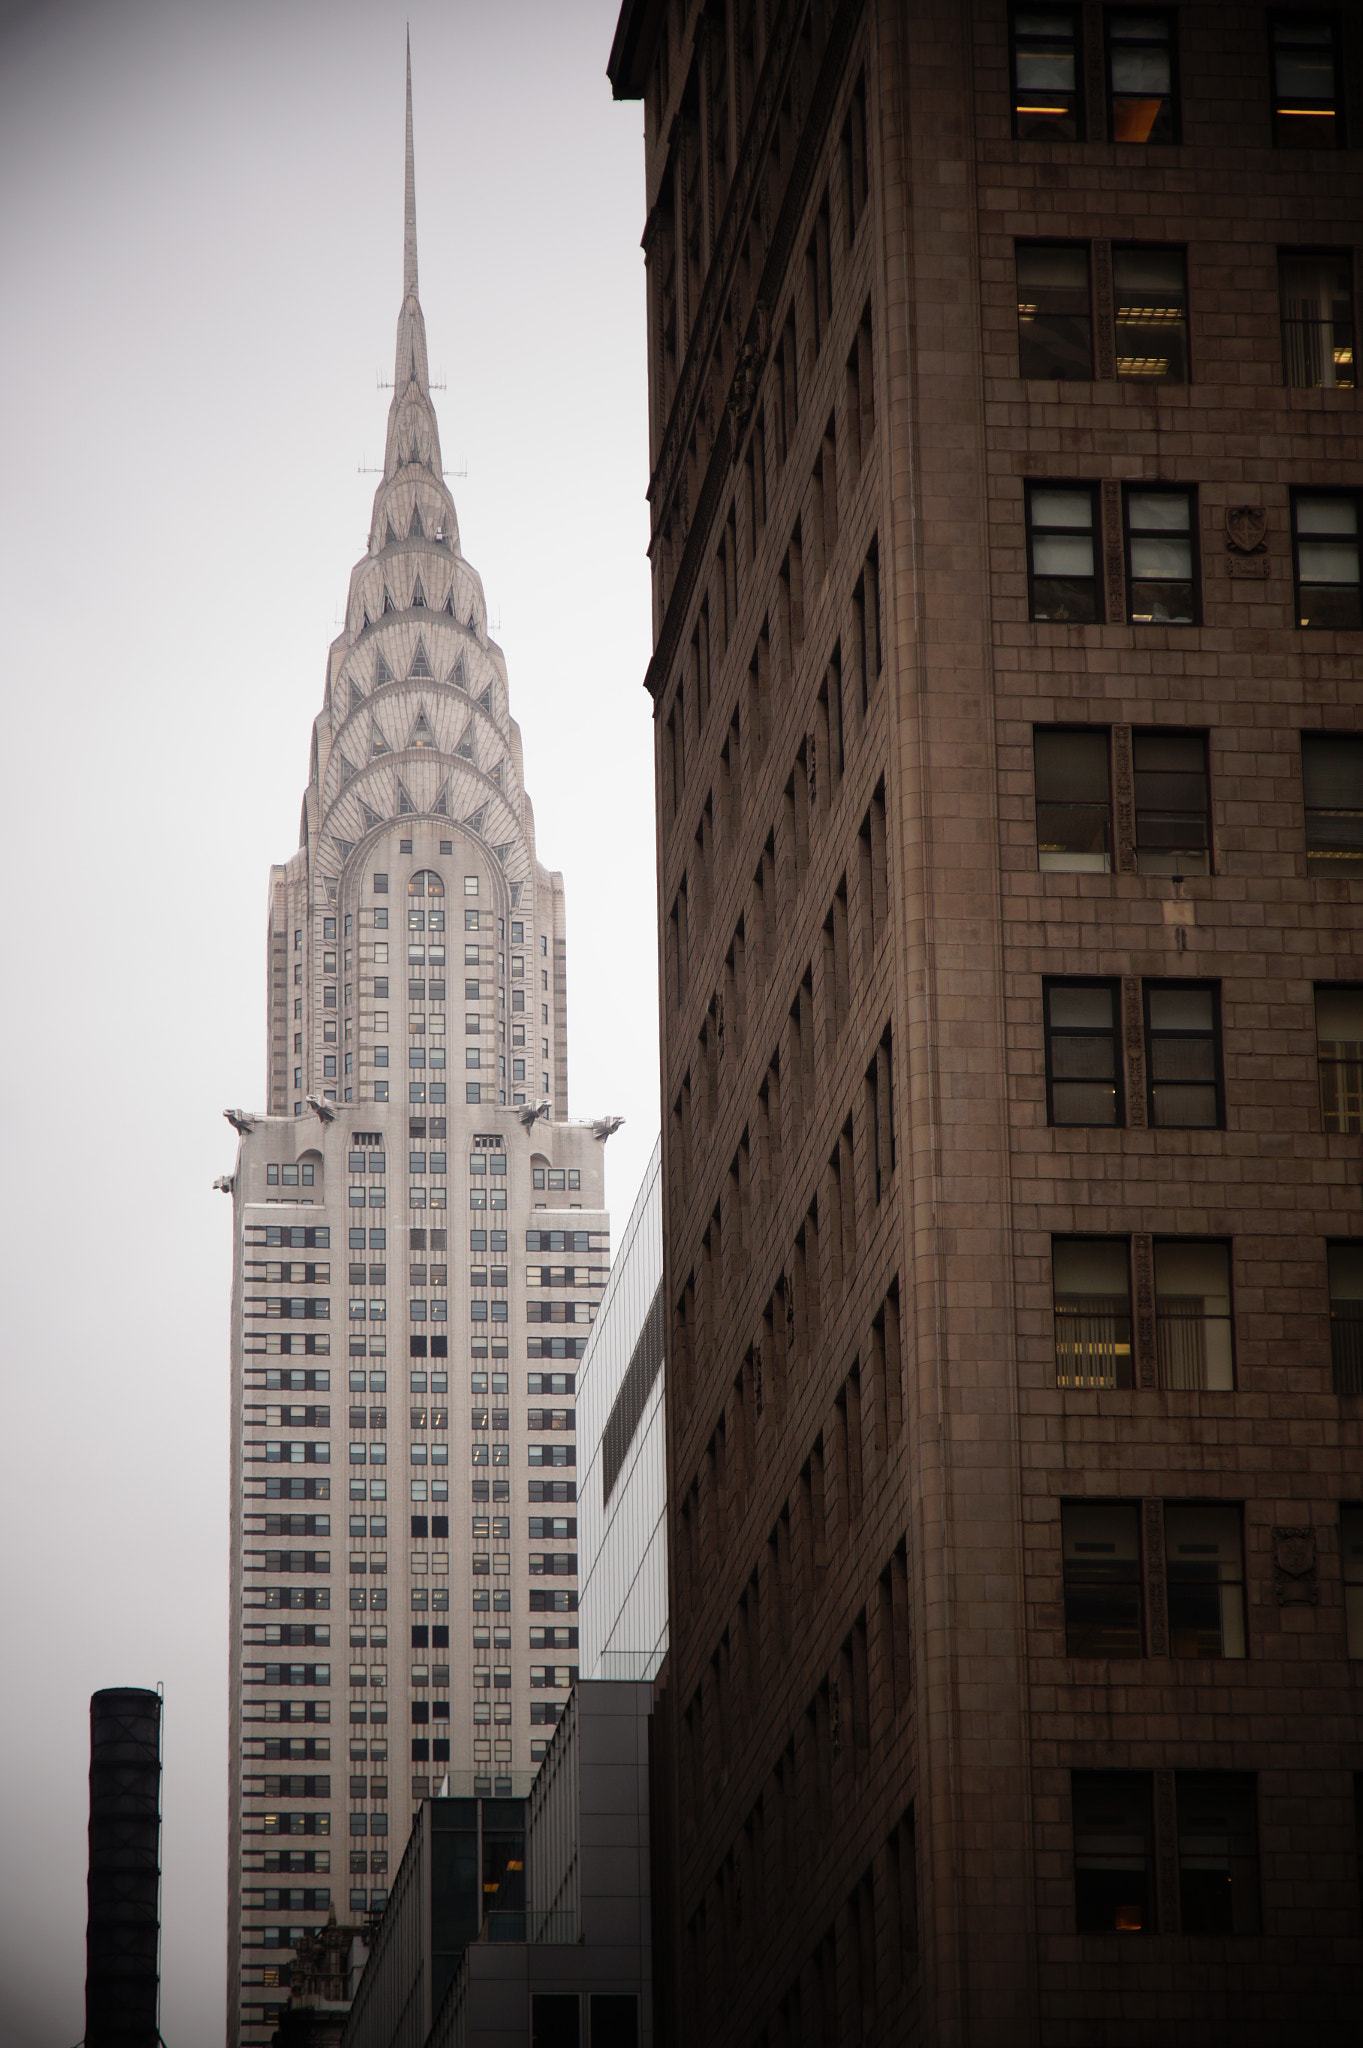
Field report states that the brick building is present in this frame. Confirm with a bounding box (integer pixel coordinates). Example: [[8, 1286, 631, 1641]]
[[609, 2, 1362, 2041]]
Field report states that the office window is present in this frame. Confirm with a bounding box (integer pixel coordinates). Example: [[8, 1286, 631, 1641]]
[[1072, 1772, 1154, 1933], [1106, 8, 1178, 141], [1328, 1244, 1363, 1396], [1016, 245, 1092, 379], [1292, 492, 1361, 628], [1062, 1502, 1142, 1657], [1113, 246, 1188, 381], [1165, 1503, 1246, 1658], [1124, 487, 1196, 623], [1025, 485, 1100, 621], [1154, 1241, 1233, 1390], [1342, 1503, 1363, 1655], [1144, 982, 1222, 1128], [1044, 980, 1123, 1126], [1280, 251, 1355, 387], [1301, 734, 1363, 871], [590, 1994, 638, 2048], [1130, 729, 1212, 876], [1052, 1238, 1133, 1389], [1271, 13, 1343, 149], [1316, 987, 1363, 1132], [531, 1994, 580, 2047], [1034, 727, 1111, 869], [1011, 7, 1082, 139], [1176, 1775, 1260, 1934]]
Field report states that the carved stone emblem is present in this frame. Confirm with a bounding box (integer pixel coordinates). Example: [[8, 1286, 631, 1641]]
[[1272, 1525, 1318, 1604], [1225, 505, 1267, 554]]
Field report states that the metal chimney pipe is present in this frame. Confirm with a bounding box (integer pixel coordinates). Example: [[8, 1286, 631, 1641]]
[[85, 1686, 162, 2048]]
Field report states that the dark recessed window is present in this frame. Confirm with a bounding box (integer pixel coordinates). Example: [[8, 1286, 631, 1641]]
[[1341, 1501, 1363, 1650], [1106, 8, 1178, 141], [1154, 1240, 1234, 1390], [1072, 1771, 1154, 1934], [1034, 727, 1111, 869], [1165, 1502, 1245, 1658], [1044, 980, 1123, 1125], [1270, 13, 1343, 149], [1301, 734, 1363, 871], [1328, 1244, 1363, 1397], [1316, 987, 1363, 1133], [1011, 6, 1083, 139], [1062, 1503, 1143, 1656], [1143, 981, 1222, 1128], [1292, 492, 1361, 628], [1052, 1237, 1133, 1389], [1113, 246, 1188, 382], [1026, 486, 1100, 619], [1132, 729, 1210, 874], [1017, 245, 1093, 379], [1279, 251, 1355, 388], [1124, 486, 1197, 623], [1176, 1773, 1260, 1933]]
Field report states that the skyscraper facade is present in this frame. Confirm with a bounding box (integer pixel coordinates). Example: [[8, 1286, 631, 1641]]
[[225, 55, 609, 2046], [611, 1, 1361, 2042]]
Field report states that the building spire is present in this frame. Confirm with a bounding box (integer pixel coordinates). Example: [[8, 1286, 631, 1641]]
[[381, 29, 440, 482], [403, 27, 418, 300]]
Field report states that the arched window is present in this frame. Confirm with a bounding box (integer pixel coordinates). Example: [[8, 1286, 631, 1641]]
[[408, 870, 445, 898]]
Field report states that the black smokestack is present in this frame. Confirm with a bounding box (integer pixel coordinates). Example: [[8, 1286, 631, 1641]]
[[85, 1687, 162, 2048]]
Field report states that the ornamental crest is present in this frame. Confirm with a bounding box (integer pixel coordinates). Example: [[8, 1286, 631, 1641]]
[[1272, 1525, 1318, 1604], [1225, 505, 1268, 554]]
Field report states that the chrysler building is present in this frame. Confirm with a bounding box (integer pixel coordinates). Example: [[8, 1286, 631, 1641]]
[[224, 48, 609, 2043]]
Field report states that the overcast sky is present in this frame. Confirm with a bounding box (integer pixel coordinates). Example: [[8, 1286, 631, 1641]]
[[0, 1, 653, 2038]]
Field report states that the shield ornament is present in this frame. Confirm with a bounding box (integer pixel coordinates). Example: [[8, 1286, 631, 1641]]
[[1225, 505, 1268, 554]]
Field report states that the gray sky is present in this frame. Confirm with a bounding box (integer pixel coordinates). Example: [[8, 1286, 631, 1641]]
[[0, 1, 654, 2038]]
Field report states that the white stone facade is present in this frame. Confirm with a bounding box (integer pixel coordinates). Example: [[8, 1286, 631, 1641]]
[[225, 50, 610, 2047]]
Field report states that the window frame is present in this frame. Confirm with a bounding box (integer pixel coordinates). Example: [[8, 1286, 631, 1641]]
[[1016, 242, 1094, 382], [1123, 483, 1199, 626], [1061, 1501, 1144, 1659], [1152, 1237, 1236, 1392], [1111, 243, 1189, 384], [1071, 1769, 1156, 1934], [1142, 979, 1225, 1130], [1291, 488, 1363, 630], [1009, 3, 1084, 141], [1269, 10, 1345, 150], [1131, 726, 1212, 876], [1278, 247, 1357, 389], [1043, 976, 1125, 1127], [1104, 6, 1180, 145], [1024, 484, 1102, 625]]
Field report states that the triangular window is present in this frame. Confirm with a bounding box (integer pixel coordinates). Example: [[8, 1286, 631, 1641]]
[[452, 654, 466, 687], [397, 779, 415, 816], [411, 573, 427, 609], [370, 722, 390, 757], [443, 589, 456, 617], [410, 708, 437, 750], [349, 678, 366, 714], [510, 882, 523, 908], [432, 784, 450, 817], [408, 639, 433, 681], [338, 753, 358, 785], [491, 760, 503, 788], [409, 503, 425, 539], [479, 684, 494, 711], [456, 726, 475, 760], [494, 843, 512, 866], [382, 589, 396, 615], [359, 800, 382, 831], [385, 519, 397, 545], [465, 806, 486, 833], [333, 837, 355, 862], [375, 651, 392, 688]]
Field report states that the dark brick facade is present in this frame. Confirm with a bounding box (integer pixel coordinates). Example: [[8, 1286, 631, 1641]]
[[611, 2, 1363, 2040]]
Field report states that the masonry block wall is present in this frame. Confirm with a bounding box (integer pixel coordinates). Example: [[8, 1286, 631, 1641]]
[[611, 0, 1363, 2042]]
